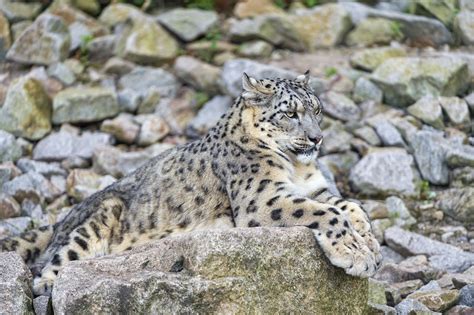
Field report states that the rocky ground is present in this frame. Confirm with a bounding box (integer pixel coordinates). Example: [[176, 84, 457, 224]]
[[0, 0, 473, 314]]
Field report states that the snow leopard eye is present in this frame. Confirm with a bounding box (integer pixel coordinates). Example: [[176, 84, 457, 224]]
[[285, 111, 297, 119]]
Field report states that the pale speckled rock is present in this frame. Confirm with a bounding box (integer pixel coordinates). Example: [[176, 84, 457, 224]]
[[0, 11, 10, 59], [98, 3, 143, 27], [33, 296, 51, 315], [407, 289, 459, 312], [412, 0, 458, 27], [0, 77, 51, 140], [115, 17, 178, 65], [119, 66, 179, 100], [438, 97, 470, 128], [2, 171, 61, 203], [7, 13, 70, 65], [349, 148, 420, 197], [100, 113, 139, 144], [0, 193, 21, 219], [395, 298, 437, 315], [368, 118, 405, 147], [233, 0, 284, 18], [370, 57, 469, 107], [345, 18, 403, 47], [156, 8, 218, 42], [0, 216, 32, 237], [53, 87, 119, 124], [455, 11, 474, 45], [407, 96, 444, 129], [0, 0, 41, 22], [52, 227, 368, 315], [352, 77, 383, 103], [0, 252, 34, 315], [16, 158, 66, 177], [350, 47, 407, 72], [238, 40, 273, 58], [33, 130, 113, 161], [459, 285, 474, 307], [135, 114, 170, 146], [174, 56, 221, 94], [385, 196, 416, 228]]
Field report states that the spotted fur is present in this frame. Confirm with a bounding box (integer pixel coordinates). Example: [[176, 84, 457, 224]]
[[0, 72, 381, 296]]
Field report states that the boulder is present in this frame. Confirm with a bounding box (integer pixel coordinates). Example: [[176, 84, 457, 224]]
[[0, 77, 51, 140], [345, 18, 403, 47], [0, 252, 34, 314], [52, 227, 368, 314], [7, 13, 70, 65], [385, 227, 474, 273], [156, 8, 218, 42], [370, 57, 469, 107], [349, 148, 420, 198], [52, 87, 119, 124], [115, 17, 178, 65], [350, 47, 407, 72]]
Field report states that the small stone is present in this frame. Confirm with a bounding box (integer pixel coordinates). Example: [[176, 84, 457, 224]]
[[322, 91, 361, 122], [395, 298, 435, 315], [0, 11, 10, 59], [119, 66, 179, 100], [353, 126, 381, 146], [174, 56, 221, 94], [66, 169, 116, 202], [455, 11, 474, 46], [0, 162, 21, 186], [115, 17, 178, 65], [321, 122, 353, 154], [350, 46, 407, 72], [385, 196, 416, 228], [98, 3, 143, 27], [7, 13, 70, 65], [386, 280, 424, 305], [47, 62, 76, 86], [375, 256, 441, 284], [33, 130, 113, 161], [103, 57, 135, 76], [0, 252, 33, 314], [0, 130, 21, 162], [0, 76, 51, 140], [407, 96, 444, 129], [446, 145, 474, 168], [100, 113, 139, 144], [345, 18, 403, 47], [446, 305, 474, 315], [353, 77, 383, 103], [238, 40, 273, 58], [0, 193, 21, 219], [16, 158, 66, 177], [368, 118, 405, 147], [459, 285, 474, 307], [136, 114, 170, 146], [380, 246, 405, 265], [187, 95, 233, 137], [367, 303, 396, 314], [349, 148, 420, 198], [436, 188, 474, 224], [0, 216, 32, 237], [156, 8, 218, 42], [372, 219, 393, 244], [2, 171, 60, 203], [370, 57, 469, 107], [33, 295, 52, 315], [407, 289, 459, 312], [438, 97, 470, 128], [452, 274, 474, 289], [53, 87, 119, 124]]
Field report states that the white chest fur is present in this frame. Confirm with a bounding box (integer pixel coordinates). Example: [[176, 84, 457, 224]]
[[290, 162, 328, 197]]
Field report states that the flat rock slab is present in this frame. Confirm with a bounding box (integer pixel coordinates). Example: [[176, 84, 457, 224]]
[[0, 252, 34, 314], [52, 227, 368, 314]]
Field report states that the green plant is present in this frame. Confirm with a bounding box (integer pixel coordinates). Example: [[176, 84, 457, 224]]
[[390, 21, 404, 39], [79, 34, 94, 64], [194, 91, 209, 109], [305, 0, 319, 8], [184, 0, 215, 10], [273, 0, 286, 9], [419, 180, 436, 200], [196, 28, 222, 62], [324, 67, 338, 78]]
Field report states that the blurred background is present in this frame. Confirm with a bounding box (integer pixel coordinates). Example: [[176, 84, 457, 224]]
[[0, 0, 473, 313]]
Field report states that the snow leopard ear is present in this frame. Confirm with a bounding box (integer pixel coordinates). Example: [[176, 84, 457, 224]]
[[242, 73, 272, 106], [295, 70, 310, 86]]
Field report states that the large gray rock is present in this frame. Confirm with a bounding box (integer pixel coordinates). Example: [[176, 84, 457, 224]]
[[174, 56, 221, 94], [322, 91, 361, 122], [385, 227, 474, 273], [407, 96, 444, 129], [0, 77, 51, 140], [33, 130, 113, 161], [349, 148, 420, 198], [187, 95, 233, 136], [438, 97, 470, 128], [410, 130, 449, 185], [0, 252, 33, 314], [459, 285, 474, 307], [454, 11, 474, 46], [370, 57, 469, 107], [340, 2, 453, 47], [156, 8, 218, 42], [7, 13, 70, 65], [220, 59, 297, 97], [436, 188, 474, 224], [52, 228, 368, 314], [52, 87, 119, 124]]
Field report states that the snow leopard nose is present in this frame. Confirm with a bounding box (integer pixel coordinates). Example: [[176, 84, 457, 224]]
[[309, 135, 323, 145]]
